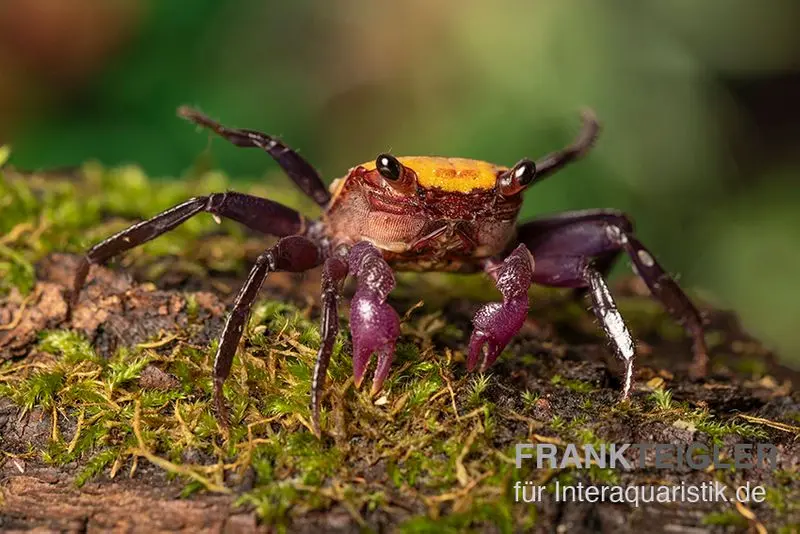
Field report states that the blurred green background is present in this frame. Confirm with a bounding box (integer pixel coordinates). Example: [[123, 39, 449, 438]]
[[1, 0, 799, 366]]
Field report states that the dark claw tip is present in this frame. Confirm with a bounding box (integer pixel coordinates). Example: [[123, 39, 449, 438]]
[[214, 382, 231, 431], [580, 107, 599, 126], [177, 105, 196, 119], [353, 374, 364, 389], [177, 106, 214, 128]]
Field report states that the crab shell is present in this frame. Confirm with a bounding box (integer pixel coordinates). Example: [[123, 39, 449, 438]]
[[324, 157, 522, 272]]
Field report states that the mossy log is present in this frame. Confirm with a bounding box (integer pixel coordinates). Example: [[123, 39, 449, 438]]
[[0, 163, 798, 533]]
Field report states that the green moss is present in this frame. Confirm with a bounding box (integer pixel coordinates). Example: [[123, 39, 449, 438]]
[[764, 470, 800, 527], [7, 369, 65, 412], [731, 357, 768, 378], [521, 389, 540, 409], [648, 388, 673, 411], [702, 510, 748, 528], [0, 243, 36, 295], [689, 409, 769, 444], [549, 374, 595, 393], [75, 449, 118, 487], [549, 415, 567, 431], [184, 293, 199, 319], [39, 330, 101, 364], [399, 502, 514, 534], [236, 483, 302, 530], [466, 373, 492, 407], [408, 375, 443, 408]]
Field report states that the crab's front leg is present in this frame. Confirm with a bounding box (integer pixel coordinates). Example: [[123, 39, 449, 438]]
[[310, 256, 349, 437], [310, 242, 401, 436], [468, 244, 535, 371], [214, 236, 321, 424], [347, 242, 401, 396]]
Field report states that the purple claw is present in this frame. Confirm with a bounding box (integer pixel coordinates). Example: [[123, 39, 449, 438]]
[[372, 342, 397, 395], [468, 244, 534, 372], [348, 242, 401, 395], [468, 297, 529, 371], [350, 295, 400, 392]]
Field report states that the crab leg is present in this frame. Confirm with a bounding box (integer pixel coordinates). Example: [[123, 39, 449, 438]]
[[468, 244, 535, 371], [178, 106, 331, 206], [530, 110, 601, 184], [310, 256, 349, 437], [517, 209, 707, 389], [213, 235, 321, 424], [584, 267, 636, 398], [347, 242, 401, 396], [70, 192, 304, 310]]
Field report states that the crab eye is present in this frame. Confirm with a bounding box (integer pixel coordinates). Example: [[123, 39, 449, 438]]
[[376, 153, 403, 181], [513, 159, 536, 186]]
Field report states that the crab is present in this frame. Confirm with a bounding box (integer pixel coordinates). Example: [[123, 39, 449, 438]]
[[70, 106, 708, 436]]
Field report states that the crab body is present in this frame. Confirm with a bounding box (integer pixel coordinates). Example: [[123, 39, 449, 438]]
[[324, 157, 520, 272], [70, 107, 709, 437]]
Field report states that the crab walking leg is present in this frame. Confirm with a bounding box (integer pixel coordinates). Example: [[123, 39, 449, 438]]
[[624, 234, 708, 378], [178, 106, 331, 206], [571, 250, 621, 301], [347, 242, 401, 395], [69, 191, 305, 309], [530, 110, 601, 185], [310, 256, 349, 437], [213, 236, 321, 423], [70, 192, 304, 309], [518, 209, 708, 381], [468, 244, 535, 371], [584, 268, 636, 399]]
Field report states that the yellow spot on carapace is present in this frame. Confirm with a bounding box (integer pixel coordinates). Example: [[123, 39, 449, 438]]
[[359, 157, 506, 193]]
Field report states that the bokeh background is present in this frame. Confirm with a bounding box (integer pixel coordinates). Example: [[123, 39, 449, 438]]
[[1, 0, 799, 365]]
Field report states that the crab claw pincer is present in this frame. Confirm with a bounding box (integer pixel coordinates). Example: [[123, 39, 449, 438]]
[[467, 244, 534, 372], [350, 294, 400, 394], [468, 299, 529, 371], [348, 242, 401, 395]]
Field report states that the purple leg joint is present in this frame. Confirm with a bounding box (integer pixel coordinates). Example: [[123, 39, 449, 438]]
[[517, 209, 708, 395], [468, 244, 535, 371]]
